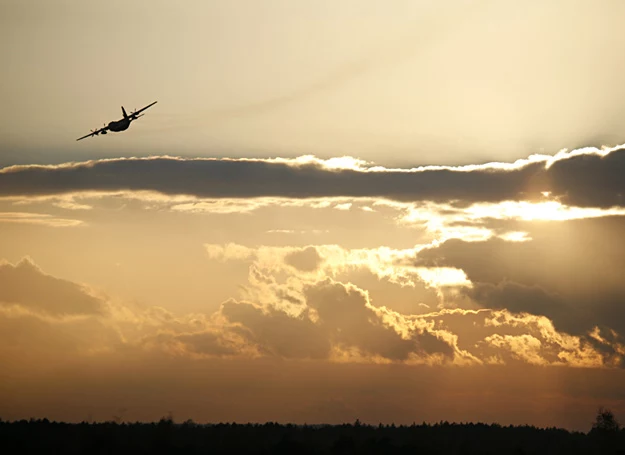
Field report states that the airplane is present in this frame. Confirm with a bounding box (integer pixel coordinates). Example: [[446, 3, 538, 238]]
[[76, 101, 158, 141]]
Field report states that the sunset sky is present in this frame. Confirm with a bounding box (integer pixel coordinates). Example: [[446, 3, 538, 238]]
[[1, 0, 625, 432]]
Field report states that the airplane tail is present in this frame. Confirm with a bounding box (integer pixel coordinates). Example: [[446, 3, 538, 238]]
[[121, 106, 128, 119]]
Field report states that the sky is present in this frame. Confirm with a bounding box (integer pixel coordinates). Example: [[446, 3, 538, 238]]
[[1, 0, 625, 432]]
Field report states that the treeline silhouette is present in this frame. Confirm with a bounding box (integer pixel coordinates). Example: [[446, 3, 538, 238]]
[[1, 409, 623, 454]]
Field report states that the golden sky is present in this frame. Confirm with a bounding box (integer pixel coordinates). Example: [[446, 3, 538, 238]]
[[1, 0, 625, 431]]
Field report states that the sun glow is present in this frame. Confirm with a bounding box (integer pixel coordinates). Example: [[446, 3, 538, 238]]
[[415, 267, 472, 288]]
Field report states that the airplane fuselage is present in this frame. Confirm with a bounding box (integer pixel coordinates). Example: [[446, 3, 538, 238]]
[[107, 118, 131, 132], [76, 101, 157, 141]]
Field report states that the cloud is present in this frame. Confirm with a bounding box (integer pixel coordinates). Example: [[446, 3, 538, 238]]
[[0, 306, 122, 359], [150, 330, 245, 358], [334, 202, 352, 211], [215, 269, 617, 367], [206, 243, 255, 262], [207, 243, 464, 362], [284, 246, 323, 272], [266, 229, 330, 235], [484, 334, 546, 366], [0, 258, 105, 316], [5, 220, 621, 368], [413, 217, 625, 343], [0, 259, 129, 359], [222, 300, 331, 360], [201, 244, 476, 363], [0, 257, 241, 360], [1, 144, 625, 208], [200, 232, 625, 368], [0, 212, 84, 227], [467, 281, 567, 329], [221, 279, 456, 363], [480, 311, 615, 368], [306, 280, 454, 361], [0, 256, 620, 369], [204, 242, 470, 296], [414, 267, 471, 288]]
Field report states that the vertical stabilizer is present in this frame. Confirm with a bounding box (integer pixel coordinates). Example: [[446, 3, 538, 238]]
[[121, 106, 128, 119]]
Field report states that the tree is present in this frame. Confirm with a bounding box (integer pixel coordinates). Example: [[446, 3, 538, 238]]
[[591, 407, 620, 434]]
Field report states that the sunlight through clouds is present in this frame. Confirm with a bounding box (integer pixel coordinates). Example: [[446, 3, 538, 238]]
[[414, 267, 472, 288]]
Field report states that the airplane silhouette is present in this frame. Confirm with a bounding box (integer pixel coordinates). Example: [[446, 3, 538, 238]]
[[76, 101, 158, 141]]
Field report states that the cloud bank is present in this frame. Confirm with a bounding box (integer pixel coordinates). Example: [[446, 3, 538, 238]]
[[2, 251, 621, 369], [1, 145, 624, 208]]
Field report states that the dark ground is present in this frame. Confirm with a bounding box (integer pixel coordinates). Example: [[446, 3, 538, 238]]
[[2, 416, 624, 455]]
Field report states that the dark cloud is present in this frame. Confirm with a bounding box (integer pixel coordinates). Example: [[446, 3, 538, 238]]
[[222, 300, 331, 359], [413, 217, 625, 338], [305, 280, 453, 360], [546, 149, 625, 208], [466, 281, 578, 335], [1, 147, 624, 207], [415, 216, 625, 292], [0, 258, 105, 316], [222, 279, 454, 362]]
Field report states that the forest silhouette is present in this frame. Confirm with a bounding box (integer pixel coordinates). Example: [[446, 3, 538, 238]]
[[1, 408, 623, 454]]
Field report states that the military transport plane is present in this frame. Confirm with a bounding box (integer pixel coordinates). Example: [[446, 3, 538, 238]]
[[76, 101, 158, 141]]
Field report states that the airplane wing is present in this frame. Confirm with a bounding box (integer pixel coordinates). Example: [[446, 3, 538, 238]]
[[129, 101, 158, 119], [76, 125, 109, 141]]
